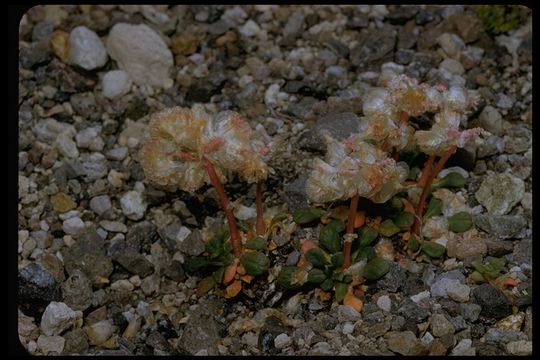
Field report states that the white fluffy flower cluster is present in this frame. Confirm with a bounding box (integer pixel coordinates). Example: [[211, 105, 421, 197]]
[[305, 134, 408, 203], [139, 106, 270, 191]]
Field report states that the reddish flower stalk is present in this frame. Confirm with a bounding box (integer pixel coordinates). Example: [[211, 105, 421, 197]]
[[417, 154, 435, 188], [203, 157, 242, 257], [412, 145, 457, 235], [255, 180, 265, 235], [342, 193, 360, 269]]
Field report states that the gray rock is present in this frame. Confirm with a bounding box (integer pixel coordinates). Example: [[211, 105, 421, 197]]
[[102, 70, 132, 99], [496, 93, 514, 109], [120, 191, 147, 221], [55, 132, 79, 159], [485, 328, 527, 344], [478, 106, 503, 136], [37, 334, 65, 355], [460, 303, 482, 322], [163, 260, 186, 282], [439, 58, 464, 75], [177, 299, 224, 355], [108, 238, 154, 277], [451, 339, 475, 356], [69, 26, 108, 70], [283, 176, 308, 214], [20, 42, 50, 69], [18, 262, 62, 303], [437, 32, 465, 58], [61, 270, 93, 311], [477, 135, 504, 158], [99, 220, 127, 233], [335, 305, 361, 322], [430, 270, 466, 298], [274, 333, 292, 349], [283, 11, 305, 42], [475, 173, 524, 215], [350, 24, 397, 71], [146, 331, 175, 354], [63, 328, 89, 354], [446, 232, 487, 264], [512, 238, 531, 265], [40, 302, 77, 336], [105, 147, 129, 161], [397, 298, 430, 322], [430, 314, 455, 337], [258, 315, 290, 354], [89, 195, 112, 216], [386, 331, 418, 355], [298, 112, 363, 151], [506, 340, 532, 356], [376, 295, 392, 312], [473, 214, 527, 239], [62, 230, 113, 285], [32, 21, 54, 43], [504, 126, 532, 154], [75, 127, 104, 151], [69, 152, 108, 182], [106, 23, 173, 88], [62, 217, 85, 237], [450, 316, 468, 332], [70, 92, 98, 119], [446, 283, 470, 303], [126, 221, 158, 252], [472, 284, 512, 319], [377, 263, 407, 292]]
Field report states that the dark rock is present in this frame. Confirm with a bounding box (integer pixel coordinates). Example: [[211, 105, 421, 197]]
[[438, 298, 461, 317], [47, 58, 95, 93], [62, 229, 113, 284], [70, 92, 100, 121], [476, 342, 506, 356], [20, 42, 51, 69], [176, 298, 224, 355], [325, 38, 350, 58], [484, 237, 514, 257], [473, 214, 527, 239], [387, 5, 419, 25], [287, 96, 318, 119], [283, 175, 308, 213], [32, 21, 54, 43], [377, 263, 407, 292], [124, 97, 150, 121], [163, 260, 186, 282], [298, 112, 363, 151], [258, 316, 290, 354], [397, 20, 418, 49], [207, 19, 229, 36], [185, 79, 225, 103], [108, 238, 155, 277], [395, 49, 415, 64], [282, 11, 305, 44], [347, 15, 369, 29], [63, 328, 89, 354], [512, 238, 531, 265], [472, 284, 512, 319], [415, 9, 438, 25], [397, 298, 430, 322], [18, 262, 62, 304], [61, 269, 93, 311], [146, 332, 175, 355], [403, 274, 425, 297], [109, 303, 128, 331], [350, 25, 397, 71], [126, 221, 158, 253]]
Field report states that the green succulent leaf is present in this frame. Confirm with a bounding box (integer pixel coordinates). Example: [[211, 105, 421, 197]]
[[320, 278, 334, 291], [240, 251, 269, 276], [390, 197, 404, 212], [420, 240, 446, 258], [378, 219, 401, 237], [185, 257, 218, 272], [331, 252, 344, 268], [408, 166, 421, 181], [277, 266, 303, 290], [270, 213, 290, 227], [352, 246, 375, 262], [448, 212, 473, 233], [196, 276, 216, 296], [307, 268, 327, 284], [424, 197, 443, 220], [293, 207, 326, 224], [471, 258, 506, 279], [211, 267, 225, 283], [332, 272, 346, 282], [393, 212, 415, 230], [431, 172, 467, 190], [206, 237, 224, 259], [343, 275, 353, 283], [357, 226, 379, 248], [306, 248, 331, 268], [319, 220, 345, 254], [469, 270, 487, 283], [245, 236, 267, 250], [335, 282, 348, 303], [407, 234, 420, 252], [363, 257, 390, 280]]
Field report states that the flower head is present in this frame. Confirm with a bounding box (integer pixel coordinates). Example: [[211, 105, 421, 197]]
[[139, 106, 269, 191]]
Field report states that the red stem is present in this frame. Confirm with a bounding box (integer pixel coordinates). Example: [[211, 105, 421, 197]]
[[417, 154, 435, 188], [255, 180, 265, 236], [203, 157, 242, 257], [342, 194, 359, 269], [412, 145, 457, 235]]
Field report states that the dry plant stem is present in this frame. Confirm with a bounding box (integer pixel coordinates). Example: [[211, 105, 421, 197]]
[[203, 157, 242, 257], [255, 180, 265, 235], [342, 193, 360, 269], [417, 154, 435, 188], [412, 145, 457, 235]]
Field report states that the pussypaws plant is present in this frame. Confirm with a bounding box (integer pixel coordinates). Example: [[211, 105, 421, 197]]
[[139, 106, 272, 296]]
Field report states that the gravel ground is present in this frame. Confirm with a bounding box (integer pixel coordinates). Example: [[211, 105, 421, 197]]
[[18, 5, 532, 356]]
